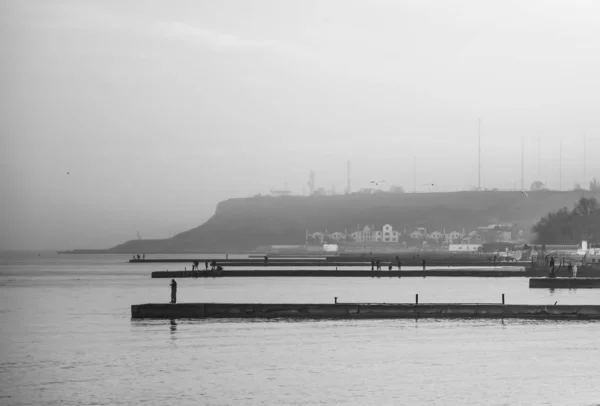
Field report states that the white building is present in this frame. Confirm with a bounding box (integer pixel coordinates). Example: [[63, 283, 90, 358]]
[[350, 224, 400, 243], [382, 224, 400, 242]]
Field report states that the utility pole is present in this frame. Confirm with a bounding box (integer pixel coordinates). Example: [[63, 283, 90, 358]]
[[478, 118, 481, 190], [521, 136, 524, 191], [584, 133, 587, 188]]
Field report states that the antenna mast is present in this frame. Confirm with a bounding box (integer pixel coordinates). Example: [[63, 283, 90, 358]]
[[584, 133, 587, 188], [478, 118, 481, 190]]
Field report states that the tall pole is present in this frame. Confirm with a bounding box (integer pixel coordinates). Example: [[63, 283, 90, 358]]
[[521, 136, 524, 191], [583, 134, 587, 188], [478, 118, 481, 190]]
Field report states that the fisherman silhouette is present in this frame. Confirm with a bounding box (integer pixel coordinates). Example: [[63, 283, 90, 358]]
[[170, 279, 177, 304]]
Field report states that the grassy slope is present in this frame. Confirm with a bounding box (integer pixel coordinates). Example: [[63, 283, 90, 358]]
[[109, 190, 600, 253]]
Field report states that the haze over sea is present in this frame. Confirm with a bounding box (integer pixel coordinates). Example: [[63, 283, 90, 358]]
[[1, 252, 599, 405]]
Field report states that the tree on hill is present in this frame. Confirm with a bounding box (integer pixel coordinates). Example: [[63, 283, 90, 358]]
[[532, 197, 600, 245]]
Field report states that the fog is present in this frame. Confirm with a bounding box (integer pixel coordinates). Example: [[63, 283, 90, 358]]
[[2, 0, 600, 250]]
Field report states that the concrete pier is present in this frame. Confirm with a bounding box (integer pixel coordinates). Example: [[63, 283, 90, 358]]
[[131, 258, 526, 267], [131, 302, 600, 320], [529, 278, 600, 289], [150, 269, 545, 278]]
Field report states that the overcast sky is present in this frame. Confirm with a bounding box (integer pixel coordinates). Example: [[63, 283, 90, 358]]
[[2, 0, 600, 250]]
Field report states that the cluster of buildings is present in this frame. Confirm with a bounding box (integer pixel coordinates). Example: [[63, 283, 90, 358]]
[[306, 223, 525, 251]]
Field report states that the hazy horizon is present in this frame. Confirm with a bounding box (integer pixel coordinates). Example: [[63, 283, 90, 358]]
[[3, 0, 600, 250]]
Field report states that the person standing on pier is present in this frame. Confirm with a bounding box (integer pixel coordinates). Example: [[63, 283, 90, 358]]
[[205, 261, 209, 271], [568, 263, 573, 277], [397, 261, 402, 271], [170, 279, 177, 304], [572, 264, 578, 278], [371, 259, 375, 271], [376, 259, 381, 271], [422, 259, 426, 271]]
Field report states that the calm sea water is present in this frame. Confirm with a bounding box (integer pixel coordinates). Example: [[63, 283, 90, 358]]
[[1, 252, 599, 405]]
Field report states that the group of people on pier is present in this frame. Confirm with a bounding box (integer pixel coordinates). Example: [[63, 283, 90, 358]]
[[370, 257, 426, 271], [185, 260, 223, 278], [545, 255, 580, 278]]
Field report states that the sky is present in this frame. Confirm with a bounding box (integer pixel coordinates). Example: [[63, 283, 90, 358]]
[[2, 0, 600, 250]]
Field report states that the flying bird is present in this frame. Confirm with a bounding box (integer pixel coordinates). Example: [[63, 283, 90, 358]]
[[66, 172, 70, 175], [423, 183, 436, 186], [370, 180, 386, 186], [520, 190, 529, 198]]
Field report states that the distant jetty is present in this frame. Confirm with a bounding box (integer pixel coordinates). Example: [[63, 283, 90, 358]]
[[150, 269, 541, 278], [530, 278, 600, 289], [131, 256, 527, 268], [131, 302, 600, 320]]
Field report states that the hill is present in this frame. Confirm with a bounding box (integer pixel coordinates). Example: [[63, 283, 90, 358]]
[[107, 190, 600, 253]]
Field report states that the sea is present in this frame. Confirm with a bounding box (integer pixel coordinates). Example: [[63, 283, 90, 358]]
[[1, 252, 599, 405]]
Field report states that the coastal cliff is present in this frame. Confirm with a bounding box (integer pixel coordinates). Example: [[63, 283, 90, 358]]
[[106, 190, 600, 253]]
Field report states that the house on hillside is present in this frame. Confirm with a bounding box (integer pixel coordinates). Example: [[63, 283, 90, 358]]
[[308, 231, 325, 244], [445, 230, 464, 244], [350, 226, 375, 242], [348, 224, 401, 243], [329, 232, 345, 241], [427, 230, 445, 241], [462, 231, 484, 244], [382, 224, 400, 242]]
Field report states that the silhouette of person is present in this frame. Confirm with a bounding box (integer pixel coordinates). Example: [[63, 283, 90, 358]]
[[170, 279, 177, 304], [422, 259, 426, 271]]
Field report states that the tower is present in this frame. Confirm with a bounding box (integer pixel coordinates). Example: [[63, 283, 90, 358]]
[[521, 136, 524, 191], [478, 118, 481, 190], [584, 133, 587, 187]]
